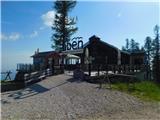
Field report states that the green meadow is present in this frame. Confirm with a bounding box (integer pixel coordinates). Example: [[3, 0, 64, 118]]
[[109, 81, 160, 102]]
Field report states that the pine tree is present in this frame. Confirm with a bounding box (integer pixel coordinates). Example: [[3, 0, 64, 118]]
[[122, 46, 126, 51], [152, 25, 160, 83], [122, 38, 140, 52], [135, 42, 140, 51], [130, 39, 135, 52], [125, 38, 129, 50], [144, 36, 152, 80], [130, 39, 140, 52], [51, 1, 78, 51]]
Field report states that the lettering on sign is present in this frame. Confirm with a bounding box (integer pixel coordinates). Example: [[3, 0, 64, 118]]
[[65, 37, 83, 51]]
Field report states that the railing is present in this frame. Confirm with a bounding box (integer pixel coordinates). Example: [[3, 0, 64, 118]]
[[17, 64, 34, 72], [83, 64, 146, 74], [24, 69, 52, 86]]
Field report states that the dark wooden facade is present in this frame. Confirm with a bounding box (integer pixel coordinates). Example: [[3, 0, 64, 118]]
[[83, 36, 118, 64], [130, 52, 145, 65], [82, 35, 133, 65]]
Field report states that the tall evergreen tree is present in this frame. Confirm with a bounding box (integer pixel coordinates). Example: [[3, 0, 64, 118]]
[[130, 39, 135, 52], [130, 39, 140, 52], [135, 42, 140, 51], [125, 38, 129, 50], [152, 25, 160, 83], [122, 38, 140, 52], [51, 1, 78, 51], [122, 46, 126, 51], [144, 36, 152, 80]]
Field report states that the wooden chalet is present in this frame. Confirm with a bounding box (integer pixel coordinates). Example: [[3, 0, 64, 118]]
[[31, 50, 61, 70], [81, 35, 145, 65], [31, 35, 145, 71]]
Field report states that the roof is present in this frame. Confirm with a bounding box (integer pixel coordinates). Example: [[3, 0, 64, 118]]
[[31, 51, 54, 57], [131, 51, 145, 54], [85, 35, 146, 55], [121, 50, 131, 55], [121, 50, 145, 55], [85, 35, 131, 55]]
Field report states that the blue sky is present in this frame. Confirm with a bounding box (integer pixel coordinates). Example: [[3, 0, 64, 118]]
[[1, 1, 159, 71]]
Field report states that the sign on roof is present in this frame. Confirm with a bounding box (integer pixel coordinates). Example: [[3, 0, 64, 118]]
[[64, 37, 83, 51]]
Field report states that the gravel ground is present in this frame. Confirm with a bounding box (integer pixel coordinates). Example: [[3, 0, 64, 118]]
[[1, 74, 160, 120]]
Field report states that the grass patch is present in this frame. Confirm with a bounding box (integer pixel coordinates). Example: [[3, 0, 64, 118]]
[[110, 81, 160, 102]]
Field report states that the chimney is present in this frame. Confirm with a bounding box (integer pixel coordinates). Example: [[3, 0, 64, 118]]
[[89, 35, 100, 43]]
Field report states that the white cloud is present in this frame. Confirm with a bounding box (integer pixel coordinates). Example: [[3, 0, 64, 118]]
[[0, 34, 8, 40], [39, 26, 46, 30], [30, 31, 38, 38], [0, 33, 21, 41], [41, 10, 55, 27], [117, 12, 122, 18], [9, 33, 21, 40]]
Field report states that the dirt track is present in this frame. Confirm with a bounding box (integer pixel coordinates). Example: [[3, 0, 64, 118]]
[[1, 74, 160, 120]]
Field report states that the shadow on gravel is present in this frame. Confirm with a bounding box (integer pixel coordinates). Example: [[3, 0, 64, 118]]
[[49, 81, 69, 89], [67, 78, 83, 83], [49, 78, 83, 90], [6, 77, 83, 100], [1, 99, 10, 104], [7, 84, 49, 100]]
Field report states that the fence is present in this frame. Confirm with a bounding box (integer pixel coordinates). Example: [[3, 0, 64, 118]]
[[86, 64, 145, 73], [24, 69, 52, 86], [17, 64, 34, 72], [64, 64, 146, 74], [92, 64, 146, 74]]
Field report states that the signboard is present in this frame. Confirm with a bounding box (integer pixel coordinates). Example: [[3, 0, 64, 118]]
[[64, 37, 83, 51]]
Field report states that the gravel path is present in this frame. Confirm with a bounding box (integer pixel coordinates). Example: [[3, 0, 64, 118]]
[[1, 74, 160, 120]]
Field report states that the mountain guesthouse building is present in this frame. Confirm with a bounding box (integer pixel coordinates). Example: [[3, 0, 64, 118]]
[[31, 35, 145, 71]]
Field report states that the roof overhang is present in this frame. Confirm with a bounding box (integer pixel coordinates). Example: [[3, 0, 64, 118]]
[[62, 49, 83, 54]]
